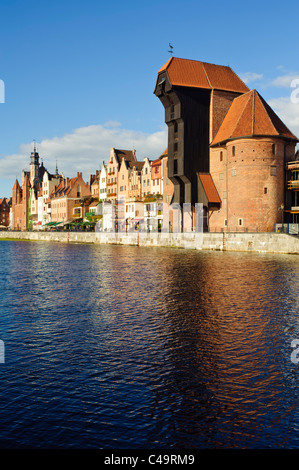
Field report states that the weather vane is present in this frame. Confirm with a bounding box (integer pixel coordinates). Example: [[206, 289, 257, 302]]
[[168, 43, 174, 55]]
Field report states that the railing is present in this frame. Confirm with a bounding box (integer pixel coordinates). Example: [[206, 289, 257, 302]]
[[287, 162, 299, 170], [288, 180, 299, 189]]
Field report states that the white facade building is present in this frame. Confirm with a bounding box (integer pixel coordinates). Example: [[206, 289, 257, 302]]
[[99, 161, 107, 201]]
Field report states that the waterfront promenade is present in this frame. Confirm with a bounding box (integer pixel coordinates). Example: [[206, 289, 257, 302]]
[[0, 230, 299, 254]]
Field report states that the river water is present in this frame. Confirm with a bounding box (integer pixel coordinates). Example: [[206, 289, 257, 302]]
[[0, 240, 298, 449]]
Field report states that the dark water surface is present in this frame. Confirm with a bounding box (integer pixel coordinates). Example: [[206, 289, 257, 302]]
[[0, 240, 298, 449]]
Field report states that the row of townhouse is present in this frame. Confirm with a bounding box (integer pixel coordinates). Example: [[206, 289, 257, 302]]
[[90, 147, 173, 204], [11, 146, 174, 231]]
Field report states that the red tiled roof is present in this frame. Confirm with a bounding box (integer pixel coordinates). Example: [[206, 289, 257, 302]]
[[158, 57, 249, 93], [198, 173, 221, 204], [151, 158, 161, 167], [211, 89, 298, 145]]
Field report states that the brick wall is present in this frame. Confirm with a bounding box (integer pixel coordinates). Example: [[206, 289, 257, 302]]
[[210, 137, 297, 232]]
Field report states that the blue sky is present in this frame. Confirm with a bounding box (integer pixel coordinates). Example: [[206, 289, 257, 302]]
[[0, 0, 299, 197]]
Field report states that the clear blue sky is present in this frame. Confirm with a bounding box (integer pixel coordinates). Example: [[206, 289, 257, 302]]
[[0, 0, 298, 197]]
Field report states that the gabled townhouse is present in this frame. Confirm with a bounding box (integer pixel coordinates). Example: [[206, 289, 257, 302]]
[[37, 188, 43, 229], [40, 170, 63, 226], [141, 157, 152, 197], [29, 187, 39, 230], [99, 162, 107, 201], [90, 170, 100, 199], [151, 158, 162, 196], [117, 157, 130, 201], [106, 148, 137, 202], [48, 172, 91, 223], [128, 161, 144, 199]]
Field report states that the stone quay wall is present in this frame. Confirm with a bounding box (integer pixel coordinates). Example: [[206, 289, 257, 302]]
[[0, 230, 299, 254]]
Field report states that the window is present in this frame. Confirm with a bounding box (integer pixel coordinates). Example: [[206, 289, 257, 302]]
[[170, 105, 175, 119], [270, 166, 277, 176], [174, 121, 178, 134], [264, 187, 268, 194], [232, 146, 235, 156], [224, 219, 228, 226], [220, 151, 223, 162], [174, 142, 178, 153], [232, 169, 237, 176], [238, 218, 243, 226], [173, 159, 178, 174], [272, 144, 276, 155], [219, 173, 224, 181]]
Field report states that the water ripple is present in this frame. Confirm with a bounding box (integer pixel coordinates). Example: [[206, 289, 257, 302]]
[[0, 241, 298, 448]]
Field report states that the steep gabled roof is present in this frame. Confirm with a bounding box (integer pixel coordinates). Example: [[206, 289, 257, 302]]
[[128, 161, 144, 172], [211, 89, 298, 146], [157, 57, 249, 94], [13, 179, 21, 191], [114, 149, 137, 165]]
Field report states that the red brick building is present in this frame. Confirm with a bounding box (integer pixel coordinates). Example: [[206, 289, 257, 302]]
[[12, 175, 30, 231], [154, 57, 298, 232], [48, 172, 91, 223], [209, 89, 297, 232]]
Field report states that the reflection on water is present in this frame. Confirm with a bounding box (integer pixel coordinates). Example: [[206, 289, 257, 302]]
[[0, 240, 298, 448]]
